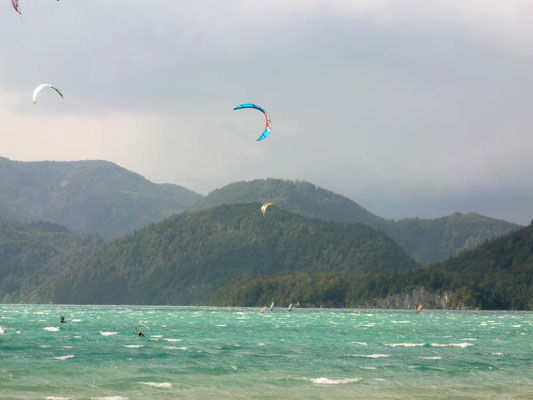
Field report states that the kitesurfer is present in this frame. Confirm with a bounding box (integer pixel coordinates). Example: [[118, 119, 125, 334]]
[[59, 316, 65, 323]]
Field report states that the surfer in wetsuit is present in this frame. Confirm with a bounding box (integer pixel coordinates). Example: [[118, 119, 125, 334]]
[[137, 331, 145, 337], [59, 316, 65, 323]]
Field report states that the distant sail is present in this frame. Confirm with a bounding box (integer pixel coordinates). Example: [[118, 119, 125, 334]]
[[288, 303, 293, 312], [417, 304, 423, 314], [259, 306, 266, 313], [270, 302, 274, 312]]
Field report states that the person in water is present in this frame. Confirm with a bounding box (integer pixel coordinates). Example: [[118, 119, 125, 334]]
[[59, 316, 65, 323], [137, 331, 145, 337]]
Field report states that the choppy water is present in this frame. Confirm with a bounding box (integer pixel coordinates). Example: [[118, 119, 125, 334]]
[[0, 305, 532, 399]]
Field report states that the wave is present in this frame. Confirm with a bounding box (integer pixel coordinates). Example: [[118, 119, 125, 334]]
[[216, 324, 227, 327], [0, 326, 4, 334], [430, 343, 473, 348], [99, 331, 117, 336], [45, 397, 72, 400], [44, 327, 60, 332], [359, 366, 377, 370], [53, 355, 74, 360], [385, 343, 425, 347], [71, 319, 82, 322], [308, 377, 360, 385], [353, 354, 390, 358], [391, 321, 410, 324], [351, 342, 367, 346], [140, 382, 172, 388], [122, 345, 144, 348], [91, 397, 129, 400], [421, 356, 442, 360], [164, 346, 188, 350], [164, 338, 182, 342]]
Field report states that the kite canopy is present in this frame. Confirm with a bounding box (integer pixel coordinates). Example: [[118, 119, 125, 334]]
[[261, 202, 277, 216], [233, 103, 272, 141], [11, 0, 21, 14], [32, 84, 64, 104]]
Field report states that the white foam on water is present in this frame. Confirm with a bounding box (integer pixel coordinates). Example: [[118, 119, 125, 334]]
[[122, 345, 144, 348], [91, 397, 129, 400], [16, 331, 21, 334], [140, 382, 172, 388], [459, 338, 477, 341], [230, 365, 237, 370], [63, 346, 73, 349], [216, 324, 227, 327], [363, 324, 375, 327], [0, 326, 4, 334], [39, 344, 51, 348], [492, 352, 504, 356], [151, 335, 163, 338], [71, 319, 82, 322], [149, 338, 159, 341], [391, 321, 410, 324], [385, 343, 425, 347], [53, 355, 74, 360], [511, 325, 522, 328], [353, 354, 390, 358], [309, 377, 360, 385], [422, 356, 442, 360], [44, 327, 60, 332], [351, 342, 367, 346], [164, 338, 182, 342], [359, 366, 377, 370], [45, 397, 72, 400], [430, 343, 473, 348], [99, 331, 117, 336]]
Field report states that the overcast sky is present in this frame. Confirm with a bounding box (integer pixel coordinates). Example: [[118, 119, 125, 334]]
[[1, 1, 533, 224]]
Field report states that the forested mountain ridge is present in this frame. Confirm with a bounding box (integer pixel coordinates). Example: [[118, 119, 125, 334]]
[[0, 157, 202, 239], [23, 203, 417, 305], [0, 217, 103, 303], [212, 223, 533, 310], [189, 179, 519, 264]]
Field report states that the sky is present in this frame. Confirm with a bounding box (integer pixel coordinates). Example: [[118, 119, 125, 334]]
[[1, 0, 533, 224]]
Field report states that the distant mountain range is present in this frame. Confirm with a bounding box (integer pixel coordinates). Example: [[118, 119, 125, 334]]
[[212, 222, 533, 310], [0, 157, 201, 239], [191, 179, 520, 265], [21, 204, 416, 305]]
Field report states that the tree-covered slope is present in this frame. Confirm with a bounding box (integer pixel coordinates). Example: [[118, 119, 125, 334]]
[[384, 212, 520, 265], [27, 204, 417, 305], [212, 223, 533, 310], [189, 179, 519, 265], [0, 218, 103, 303], [0, 157, 202, 239]]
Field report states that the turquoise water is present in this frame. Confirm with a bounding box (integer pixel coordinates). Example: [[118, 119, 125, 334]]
[[0, 305, 532, 399]]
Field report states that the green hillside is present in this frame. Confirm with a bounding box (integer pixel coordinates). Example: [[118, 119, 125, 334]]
[[26, 204, 417, 305], [189, 179, 519, 264], [212, 223, 533, 310], [0, 157, 202, 239], [0, 218, 102, 303]]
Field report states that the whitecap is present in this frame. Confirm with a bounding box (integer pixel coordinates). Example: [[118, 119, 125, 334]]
[[363, 324, 375, 327], [91, 397, 129, 400], [430, 343, 472, 348], [44, 327, 60, 332], [140, 382, 172, 388], [99, 331, 117, 336], [422, 356, 442, 360], [491, 352, 504, 356], [53, 355, 74, 360], [391, 321, 410, 324], [353, 354, 389, 358], [63, 346, 73, 349], [258, 343, 265, 346], [45, 397, 72, 400], [230, 365, 237, 370], [385, 343, 425, 347], [309, 377, 360, 385], [163, 338, 182, 342], [459, 338, 477, 341], [122, 345, 144, 348], [164, 346, 188, 350], [511, 325, 522, 328], [359, 366, 377, 370], [39, 345, 51, 348], [216, 324, 227, 327], [151, 335, 163, 338], [71, 319, 82, 322], [351, 342, 367, 346]]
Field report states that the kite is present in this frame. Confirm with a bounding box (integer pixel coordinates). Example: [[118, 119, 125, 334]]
[[233, 103, 272, 141], [261, 202, 277, 216], [32, 84, 64, 104], [11, 0, 21, 14]]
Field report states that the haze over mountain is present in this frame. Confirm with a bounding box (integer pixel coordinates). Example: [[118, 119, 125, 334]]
[[213, 222, 533, 310], [190, 179, 520, 265], [0, 157, 202, 239], [21, 204, 416, 305]]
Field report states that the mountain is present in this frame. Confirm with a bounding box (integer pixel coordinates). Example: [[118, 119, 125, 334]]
[[0, 218, 102, 303], [189, 179, 519, 264], [212, 223, 533, 310], [23, 204, 417, 305], [0, 157, 202, 239]]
